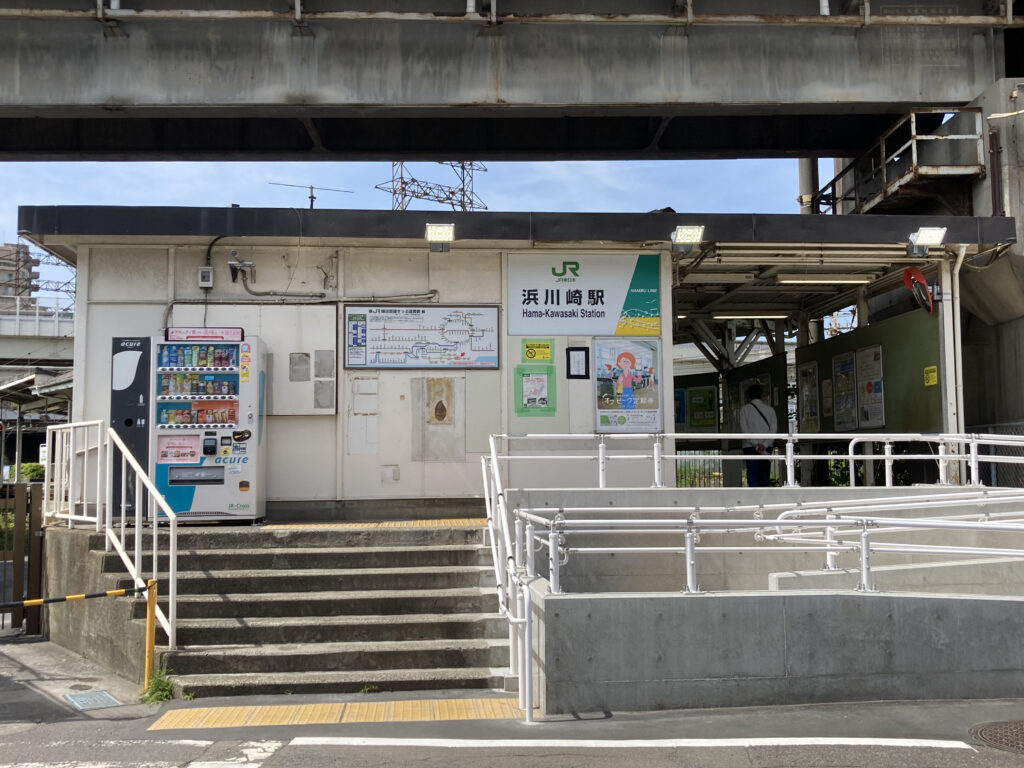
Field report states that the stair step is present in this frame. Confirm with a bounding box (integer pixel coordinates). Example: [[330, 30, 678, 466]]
[[134, 588, 500, 619], [160, 638, 509, 675], [120, 565, 494, 594], [93, 524, 488, 551], [166, 613, 507, 644], [172, 666, 509, 698], [104, 544, 494, 573]]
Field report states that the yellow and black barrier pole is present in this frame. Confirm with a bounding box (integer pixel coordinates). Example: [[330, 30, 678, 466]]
[[2, 581, 158, 687]]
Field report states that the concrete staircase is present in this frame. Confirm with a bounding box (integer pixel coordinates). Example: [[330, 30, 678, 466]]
[[106, 522, 509, 698]]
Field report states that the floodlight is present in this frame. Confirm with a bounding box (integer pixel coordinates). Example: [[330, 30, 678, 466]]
[[670, 225, 705, 253], [426, 223, 455, 252], [776, 274, 872, 285], [907, 227, 947, 257]]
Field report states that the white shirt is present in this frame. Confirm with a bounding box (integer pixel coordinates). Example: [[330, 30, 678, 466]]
[[739, 398, 777, 450]]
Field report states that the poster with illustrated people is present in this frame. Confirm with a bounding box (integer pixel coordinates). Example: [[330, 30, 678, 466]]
[[594, 337, 662, 433]]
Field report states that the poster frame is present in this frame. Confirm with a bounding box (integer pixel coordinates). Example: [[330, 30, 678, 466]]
[[343, 304, 500, 370], [593, 336, 663, 434]]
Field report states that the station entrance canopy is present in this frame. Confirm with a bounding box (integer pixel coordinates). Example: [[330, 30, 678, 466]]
[[19, 205, 1015, 341]]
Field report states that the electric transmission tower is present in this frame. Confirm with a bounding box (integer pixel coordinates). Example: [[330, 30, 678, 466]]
[[376, 162, 487, 212]]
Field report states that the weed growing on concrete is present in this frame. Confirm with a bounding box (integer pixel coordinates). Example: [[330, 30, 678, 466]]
[[140, 667, 174, 703], [360, 684, 381, 694]]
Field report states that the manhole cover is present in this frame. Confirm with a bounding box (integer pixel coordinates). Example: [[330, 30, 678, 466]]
[[970, 721, 1024, 754], [64, 691, 122, 711]]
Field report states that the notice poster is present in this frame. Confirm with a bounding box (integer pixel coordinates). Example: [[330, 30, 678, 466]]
[[594, 337, 662, 433], [822, 378, 834, 418], [856, 345, 885, 429], [798, 361, 820, 433], [514, 365, 556, 417], [686, 386, 718, 430], [508, 253, 661, 336], [156, 434, 200, 464], [832, 352, 858, 431]]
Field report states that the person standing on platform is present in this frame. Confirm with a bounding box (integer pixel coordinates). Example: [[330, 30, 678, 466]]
[[739, 383, 777, 487]]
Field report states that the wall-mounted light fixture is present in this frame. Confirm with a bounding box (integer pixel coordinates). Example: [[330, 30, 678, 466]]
[[907, 226, 946, 257], [426, 223, 455, 252], [670, 225, 705, 253], [776, 273, 873, 285]]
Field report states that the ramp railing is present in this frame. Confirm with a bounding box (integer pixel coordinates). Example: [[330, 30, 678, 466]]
[[43, 421, 178, 648], [482, 430, 1024, 722]]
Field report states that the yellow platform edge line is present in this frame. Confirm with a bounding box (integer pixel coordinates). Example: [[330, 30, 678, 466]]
[[152, 697, 523, 730]]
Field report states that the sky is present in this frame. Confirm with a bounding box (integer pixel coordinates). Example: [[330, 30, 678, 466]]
[[0, 158, 814, 297]]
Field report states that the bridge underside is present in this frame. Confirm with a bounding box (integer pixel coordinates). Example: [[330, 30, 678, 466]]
[[0, 12, 1011, 160]]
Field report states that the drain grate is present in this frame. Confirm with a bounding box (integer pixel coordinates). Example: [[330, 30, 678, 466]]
[[970, 721, 1024, 754], [64, 690, 122, 711]]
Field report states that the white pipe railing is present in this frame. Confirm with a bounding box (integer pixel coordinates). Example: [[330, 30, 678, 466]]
[[482, 431, 1024, 721], [43, 421, 178, 648]]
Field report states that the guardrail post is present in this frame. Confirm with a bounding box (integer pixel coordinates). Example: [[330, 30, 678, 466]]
[[848, 443, 857, 488], [598, 439, 607, 489], [785, 438, 796, 487], [824, 514, 838, 571], [548, 529, 561, 594], [884, 441, 894, 487], [938, 443, 948, 484], [653, 438, 663, 488], [523, 583, 534, 724], [526, 522, 536, 577], [857, 526, 875, 592], [969, 437, 981, 486], [514, 517, 524, 573], [683, 528, 700, 593]]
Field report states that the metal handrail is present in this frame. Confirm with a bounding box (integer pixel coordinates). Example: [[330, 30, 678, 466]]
[[482, 430, 1024, 720], [42, 421, 178, 649], [814, 107, 984, 215]]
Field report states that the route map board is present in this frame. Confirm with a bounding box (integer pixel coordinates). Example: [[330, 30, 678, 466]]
[[344, 305, 500, 369]]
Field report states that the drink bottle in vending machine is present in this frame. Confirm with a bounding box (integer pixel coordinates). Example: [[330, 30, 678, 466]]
[[150, 330, 266, 521]]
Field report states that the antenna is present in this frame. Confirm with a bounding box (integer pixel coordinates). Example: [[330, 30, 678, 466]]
[[269, 182, 354, 209]]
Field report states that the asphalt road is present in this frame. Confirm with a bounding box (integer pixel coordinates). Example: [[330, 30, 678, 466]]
[[3, 634, 1024, 767]]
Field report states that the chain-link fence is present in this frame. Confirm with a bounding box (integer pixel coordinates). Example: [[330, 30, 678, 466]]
[[972, 422, 1024, 488]]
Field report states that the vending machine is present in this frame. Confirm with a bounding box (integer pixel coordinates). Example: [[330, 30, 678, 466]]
[[150, 328, 266, 522]]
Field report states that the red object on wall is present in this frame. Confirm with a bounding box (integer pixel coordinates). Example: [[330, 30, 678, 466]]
[[903, 267, 934, 314]]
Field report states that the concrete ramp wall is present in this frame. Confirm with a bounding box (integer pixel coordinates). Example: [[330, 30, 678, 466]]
[[771, 557, 1024, 595], [530, 581, 1024, 714]]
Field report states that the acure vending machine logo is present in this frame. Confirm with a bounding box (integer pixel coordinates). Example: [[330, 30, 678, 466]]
[[551, 261, 580, 282]]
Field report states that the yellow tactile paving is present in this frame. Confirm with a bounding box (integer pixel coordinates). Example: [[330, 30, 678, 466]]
[[263, 518, 487, 530], [149, 697, 524, 731]]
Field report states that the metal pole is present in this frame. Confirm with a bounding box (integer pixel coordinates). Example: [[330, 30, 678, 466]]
[[938, 443, 948, 484], [516, 584, 525, 708], [683, 529, 699, 593], [884, 441, 893, 487], [144, 579, 156, 688], [825, 514, 838, 570], [515, 518, 523, 573], [523, 584, 534, 724], [168, 517, 177, 649], [598, 439, 607, 488], [548, 530, 561, 594], [858, 527, 874, 592], [785, 438, 796, 487], [970, 436, 981, 486], [526, 522, 536, 577], [653, 438, 663, 488]]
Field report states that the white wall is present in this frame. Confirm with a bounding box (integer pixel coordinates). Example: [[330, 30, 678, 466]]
[[78, 240, 674, 502]]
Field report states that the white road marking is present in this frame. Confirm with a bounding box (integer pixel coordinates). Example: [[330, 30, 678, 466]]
[[291, 736, 976, 750]]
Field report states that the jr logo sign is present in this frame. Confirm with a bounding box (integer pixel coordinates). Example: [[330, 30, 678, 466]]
[[551, 261, 580, 279]]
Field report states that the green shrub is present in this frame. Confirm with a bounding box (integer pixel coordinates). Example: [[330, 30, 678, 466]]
[[19, 463, 45, 481], [140, 667, 175, 703]]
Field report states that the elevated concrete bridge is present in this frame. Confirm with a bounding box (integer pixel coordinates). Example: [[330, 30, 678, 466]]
[[1, 1, 1021, 160]]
